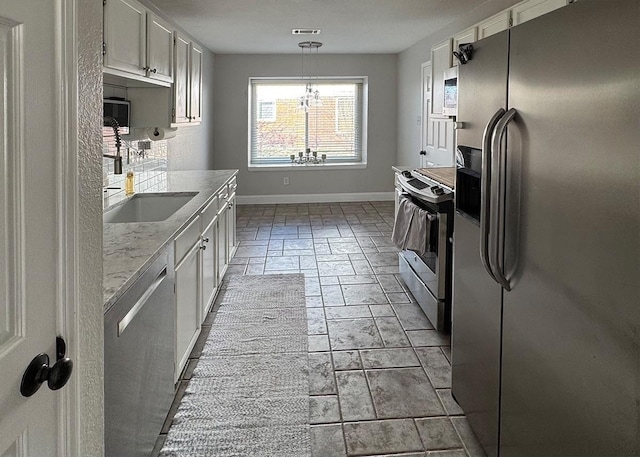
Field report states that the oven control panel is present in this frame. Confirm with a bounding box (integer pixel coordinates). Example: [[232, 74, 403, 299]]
[[397, 171, 453, 204]]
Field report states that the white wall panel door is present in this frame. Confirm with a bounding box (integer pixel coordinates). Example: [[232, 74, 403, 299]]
[[0, 1, 77, 455]]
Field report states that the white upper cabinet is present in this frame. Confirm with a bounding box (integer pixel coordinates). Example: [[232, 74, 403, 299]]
[[430, 39, 452, 116], [190, 43, 203, 123], [173, 32, 191, 124], [477, 10, 511, 39], [172, 35, 204, 125], [511, 0, 568, 26], [103, 0, 174, 86], [452, 27, 477, 66], [146, 12, 174, 84], [103, 0, 146, 77]]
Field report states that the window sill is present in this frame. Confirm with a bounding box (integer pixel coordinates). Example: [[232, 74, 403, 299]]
[[248, 162, 367, 172]]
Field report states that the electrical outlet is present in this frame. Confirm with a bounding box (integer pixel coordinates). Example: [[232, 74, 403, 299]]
[[283, 177, 290, 185]]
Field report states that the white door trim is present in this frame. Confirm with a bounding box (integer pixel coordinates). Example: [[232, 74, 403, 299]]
[[55, 1, 80, 455]]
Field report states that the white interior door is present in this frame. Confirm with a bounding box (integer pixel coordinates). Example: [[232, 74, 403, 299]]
[[0, 1, 76, 455]]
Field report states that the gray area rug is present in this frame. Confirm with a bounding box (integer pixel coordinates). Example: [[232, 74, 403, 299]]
[[160, 274, 311, 457]]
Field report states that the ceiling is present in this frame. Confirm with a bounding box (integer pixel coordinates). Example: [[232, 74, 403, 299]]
[[146, 0, 490, 54]]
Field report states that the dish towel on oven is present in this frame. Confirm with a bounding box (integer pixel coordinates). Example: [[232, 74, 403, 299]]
[[392, 197, 432, 255]]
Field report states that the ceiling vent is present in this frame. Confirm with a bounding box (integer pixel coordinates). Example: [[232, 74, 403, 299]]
[[292, 28, 321, 35]]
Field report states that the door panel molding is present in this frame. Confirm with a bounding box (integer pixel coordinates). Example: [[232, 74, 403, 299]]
[[0, 16, 25, 357]]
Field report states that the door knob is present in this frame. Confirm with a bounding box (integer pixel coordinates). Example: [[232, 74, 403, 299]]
[[419, 150, 427, 155], [20, 337, 73, 397]]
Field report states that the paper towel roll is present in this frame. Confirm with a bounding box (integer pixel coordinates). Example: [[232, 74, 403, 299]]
[[147, 127, 177, 141]]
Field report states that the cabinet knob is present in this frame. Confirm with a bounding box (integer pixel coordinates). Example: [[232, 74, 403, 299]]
[[202, 237, 210, 243], [143, 66, 150, 72], [200, 244, 207, 251], [151, 68, 157, 73]]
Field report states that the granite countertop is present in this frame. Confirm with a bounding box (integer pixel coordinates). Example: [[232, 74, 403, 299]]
[[103, 170, 238, 313]]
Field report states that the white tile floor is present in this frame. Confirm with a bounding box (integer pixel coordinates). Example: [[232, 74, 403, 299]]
[[156, 202, 486, 457]]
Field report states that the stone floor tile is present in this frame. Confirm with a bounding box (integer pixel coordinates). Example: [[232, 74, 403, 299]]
[[377, 274, 405, 293], [309, 352, 337, 395], [229, 256, 249, 265], [268, 239, 284, 250], [426, 451, 467, 457], [375, 317, 411, 347], [306, 295, 324, 307], [348, 253, 367, 261], [436, 389, 464, 416], [314, 228, 342, 238], [372, 265, 400, 274], [337, 274, 378, 285], [316, 254, 351, 262], [442, 346, 452, 364], [415, 417, 463, 450], [393, 304, 435, 331], [322, 285, 346, 306], [387, 292, 412, 304], [366, 368, 445, 419], [351, 259, 375, 275], [343, 419, 423, 456], [332, 351, 362, 371], [342, 284, 388, 305], [284, 238, 314, 250], [365, 252, 399, 267], [330, 243, 363, 255], [307, 308, 328, 335], [314, 243, 333, 255], [305, 277, 322, 296], [327, 319, 384, 350], [335, 370, 376, 421], [285, 249, 316, 257], [265, 255, 300, 270], [309, 334, 331, 352], [407, 330, 451, 347], [310, 424, 347, 457], [300, 255, 318, 270], [415, 347, 452, 389], [310, 395, 341, 424], [318, 261, 356, 276], [325, 305, 372, 320], [233, 245, 268, 258], [245, 264, 265, 275], [450, 417, 487, 457], [320, 276, 340, 285], [360, 348, 420, 369], [369, 304, 396, 317]]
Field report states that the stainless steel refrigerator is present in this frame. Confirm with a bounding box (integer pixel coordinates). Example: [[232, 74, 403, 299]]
[[451, 1, 639, 456]]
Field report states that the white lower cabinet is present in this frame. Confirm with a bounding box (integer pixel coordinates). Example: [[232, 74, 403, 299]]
[[174, 216, 201, 381], [173, 175, 238, 381]]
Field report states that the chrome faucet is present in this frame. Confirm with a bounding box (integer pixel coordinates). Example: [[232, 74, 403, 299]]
[[103, 116, 123, 174]]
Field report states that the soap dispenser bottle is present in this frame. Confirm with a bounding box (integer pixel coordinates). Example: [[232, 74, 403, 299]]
[[125, 171, 135, 196]]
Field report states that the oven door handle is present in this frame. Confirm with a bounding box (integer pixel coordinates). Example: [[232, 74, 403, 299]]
[[489, 108, 517, 291], [480, 108, 504, 283]]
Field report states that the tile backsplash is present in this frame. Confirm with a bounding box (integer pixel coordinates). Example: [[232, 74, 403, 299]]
[[103, 83, 168, 209]]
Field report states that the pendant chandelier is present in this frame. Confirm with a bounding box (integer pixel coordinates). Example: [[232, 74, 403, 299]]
[[298, 41, 322, 112]]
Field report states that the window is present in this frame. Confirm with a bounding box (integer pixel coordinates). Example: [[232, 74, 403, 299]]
[[249, 78, 367, 166]]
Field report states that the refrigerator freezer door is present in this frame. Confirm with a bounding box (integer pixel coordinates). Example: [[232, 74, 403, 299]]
[[501, 1, 640, 455], [452, 214, 503, 457], [456, 31, 509, 150]]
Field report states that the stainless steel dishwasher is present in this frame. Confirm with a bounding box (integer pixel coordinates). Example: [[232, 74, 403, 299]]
[[104, 249, 175, 457]]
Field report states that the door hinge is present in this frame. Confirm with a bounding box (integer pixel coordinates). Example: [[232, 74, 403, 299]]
[[103, 0, 107, 5], [173, 37, 176, 46], [172, 108, 176, 118], [508, 17, 513, 27], [102, 42, 106, 56]]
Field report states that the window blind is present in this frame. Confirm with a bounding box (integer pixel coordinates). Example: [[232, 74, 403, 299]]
[[249, 78, 365, 164]]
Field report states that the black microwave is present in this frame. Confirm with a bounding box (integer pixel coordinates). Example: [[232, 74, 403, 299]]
[[103, 98, 130, 134]]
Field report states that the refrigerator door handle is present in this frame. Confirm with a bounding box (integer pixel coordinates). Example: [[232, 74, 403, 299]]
[[480, 108, 505, 283], [489, 108, 517, 291]]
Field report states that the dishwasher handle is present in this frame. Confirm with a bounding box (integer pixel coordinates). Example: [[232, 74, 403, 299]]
[[118, 266, 168, 336]]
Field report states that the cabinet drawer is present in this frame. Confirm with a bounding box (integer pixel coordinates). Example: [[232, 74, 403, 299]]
[[200, 195, 218, 229], [174, 215, 200, 266]]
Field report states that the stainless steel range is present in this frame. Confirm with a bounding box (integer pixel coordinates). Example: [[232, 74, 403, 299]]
[[393, 169, 454, 332]]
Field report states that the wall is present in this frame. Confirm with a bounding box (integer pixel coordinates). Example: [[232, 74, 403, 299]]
[[212, 54, 397, 201], [397, 0, 523, 168], [77, 0, 105, 454]]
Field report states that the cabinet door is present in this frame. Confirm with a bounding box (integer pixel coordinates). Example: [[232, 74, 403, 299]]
[[217, 206, 228, 283], [430, 39, 452, 116], [173, 32, 191, 125], [190, 43, 203, 123], [146, 12, 174, 83], [452, 27, 477, 66], [511, 0, 567, 26], [477, 10, 511, 39], [226, 193, 236, 262], [104, 0, 146, 76], [200, 219, 217, 319], [175, 243, 200, 381]]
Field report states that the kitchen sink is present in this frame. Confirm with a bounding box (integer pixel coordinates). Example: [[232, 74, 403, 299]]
[[104, 192, 198, 223]]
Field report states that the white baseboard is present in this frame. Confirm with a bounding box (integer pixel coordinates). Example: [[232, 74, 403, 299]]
[[236, 192, 395, 205]]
